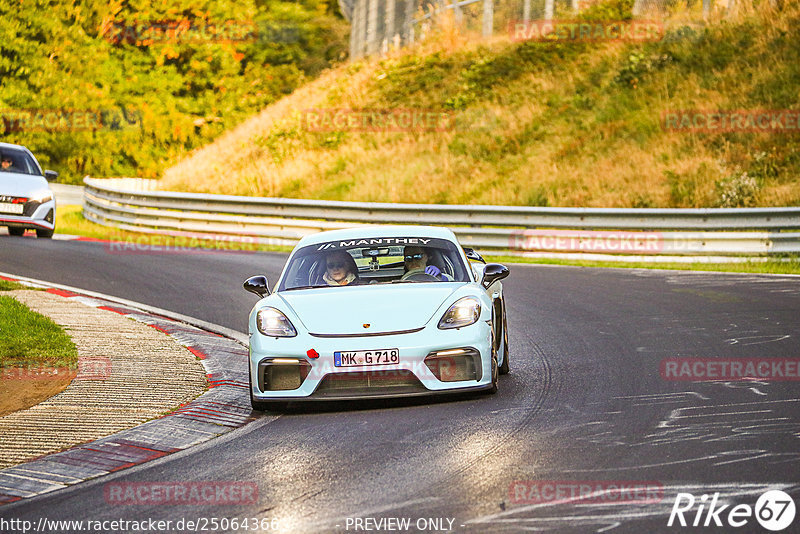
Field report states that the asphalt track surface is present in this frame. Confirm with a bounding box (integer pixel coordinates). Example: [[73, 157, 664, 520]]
[[1, 234, 799, 533]]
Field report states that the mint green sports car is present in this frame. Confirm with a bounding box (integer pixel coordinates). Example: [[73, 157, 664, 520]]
[[243, 225, 510, 408]]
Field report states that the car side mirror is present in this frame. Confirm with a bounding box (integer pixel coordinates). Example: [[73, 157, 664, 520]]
[[463, 247, 486, 264], [44, 170, 58, 182], [481, 263, 509, 289], [243, 275, 270, 298]]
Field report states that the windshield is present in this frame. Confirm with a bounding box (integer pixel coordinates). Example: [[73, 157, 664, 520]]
[[278, 237, 471, 291], [0, 148, 42, 176]]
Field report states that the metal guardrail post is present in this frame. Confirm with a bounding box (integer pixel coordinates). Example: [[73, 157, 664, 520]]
[[385, 0, 396, 52], [544, 0, 554, 20], [482, 0, 493, 37], [350, 0, 361, 58], [404, 0, 415, 45], [357, 0, 369, 58], [366, 0, 380, 55]]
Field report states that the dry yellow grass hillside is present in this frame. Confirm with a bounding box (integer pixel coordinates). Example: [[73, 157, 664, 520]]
[[161, 1, 800, 208]]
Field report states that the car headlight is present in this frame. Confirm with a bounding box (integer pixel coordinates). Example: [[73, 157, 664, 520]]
[[257, 307, 297, 337], [438, 297, 481, 329], [30, 191, 53, 203]]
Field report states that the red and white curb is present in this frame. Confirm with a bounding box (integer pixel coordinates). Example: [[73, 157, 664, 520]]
[[0, 273, 253, 506]]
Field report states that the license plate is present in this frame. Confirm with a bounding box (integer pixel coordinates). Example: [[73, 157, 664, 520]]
[[0, 203, 23, 214], [334, 349, 399, 367]]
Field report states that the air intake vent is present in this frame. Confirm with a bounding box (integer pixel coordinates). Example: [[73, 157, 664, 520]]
[[314, 370, 426, 397]]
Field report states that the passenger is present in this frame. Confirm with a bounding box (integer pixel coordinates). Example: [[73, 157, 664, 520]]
[[402, 246, 451, 281], [0, 157, 12, 171], [323, 250, 360, 286]]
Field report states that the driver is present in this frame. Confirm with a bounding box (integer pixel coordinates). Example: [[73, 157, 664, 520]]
[[323, 250, 360, 286], [401, 246, 451, 281], [0, 156, 12, 171]]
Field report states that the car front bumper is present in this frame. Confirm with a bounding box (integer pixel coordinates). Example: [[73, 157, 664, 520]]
[[1, 199, 56, 231], [249, 320, 494, 401]]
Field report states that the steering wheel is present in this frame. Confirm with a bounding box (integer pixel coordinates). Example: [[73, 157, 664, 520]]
[[401, 271, 439, 282]]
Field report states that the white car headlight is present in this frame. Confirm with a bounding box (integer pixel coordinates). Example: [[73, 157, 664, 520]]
[[257, 307, 297, 337], [438, 297, 481, 329], [30, 191, 53, 203]]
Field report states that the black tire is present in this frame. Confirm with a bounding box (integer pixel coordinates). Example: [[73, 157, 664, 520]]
[[498, 299, 510, 375], [7, 227, 24, 236], [36, 228, 54, 239], [251, 397, 287, 412], [485, 326, 498, 394], [249, 371, 287, 412], [250, 395, 266, 411]]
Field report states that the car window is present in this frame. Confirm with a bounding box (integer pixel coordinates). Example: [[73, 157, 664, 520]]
[[0, 148, 42, 176], [278, 237, 470, 290]]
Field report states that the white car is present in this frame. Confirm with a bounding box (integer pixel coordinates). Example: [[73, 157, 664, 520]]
[[243, 225, 510, 409], [0, 142, 58, 238]]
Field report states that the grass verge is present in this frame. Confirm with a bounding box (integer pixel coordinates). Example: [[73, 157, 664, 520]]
[[0, 291, 80, 417], [485, 255, 800, 275], [0, 295, 78, 369], [160, 1, 800, 208], [0, 280, 27, 291]]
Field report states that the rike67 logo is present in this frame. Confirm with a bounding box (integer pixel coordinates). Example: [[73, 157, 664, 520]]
[[669, 490, 795, 531]]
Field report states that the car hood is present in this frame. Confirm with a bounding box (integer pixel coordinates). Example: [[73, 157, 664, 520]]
[[0, 172, 49, 197], [276, 284, 463, 335]]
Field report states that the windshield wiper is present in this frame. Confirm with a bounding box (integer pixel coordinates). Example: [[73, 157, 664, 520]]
[[281, 285, 321, 291]]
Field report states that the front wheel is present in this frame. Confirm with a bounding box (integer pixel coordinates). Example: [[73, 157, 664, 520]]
[[498, 299, 510, 375], [249, 372, 287, 411], [250, 397, 287, 412], [485, 328, 498, 394], [36, 228, 54, 238]]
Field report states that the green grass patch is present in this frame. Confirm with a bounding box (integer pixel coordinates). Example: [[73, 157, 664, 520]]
[[0, 280, 26, 291], [486, 255, 800, 275], [0, 296, 78, 369]]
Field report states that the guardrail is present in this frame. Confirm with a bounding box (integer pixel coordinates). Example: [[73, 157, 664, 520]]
[[83, 177, 800, 261], [50, 184, 86, 206]]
